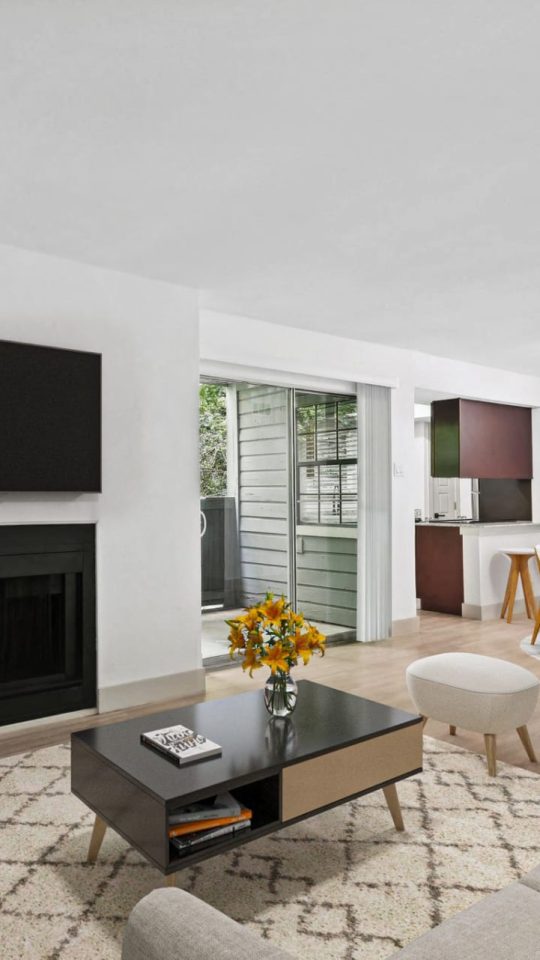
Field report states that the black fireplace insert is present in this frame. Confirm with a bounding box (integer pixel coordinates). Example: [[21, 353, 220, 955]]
[[0, 524, 96, 725]]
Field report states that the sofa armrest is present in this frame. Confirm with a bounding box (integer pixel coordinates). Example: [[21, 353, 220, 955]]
[[122, 888, 292, 960]]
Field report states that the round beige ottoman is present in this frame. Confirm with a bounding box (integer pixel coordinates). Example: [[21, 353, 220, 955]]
[[406, 652, 539, 776]]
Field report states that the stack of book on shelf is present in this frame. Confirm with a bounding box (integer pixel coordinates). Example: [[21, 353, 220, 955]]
[[168, 792, 252, 854]]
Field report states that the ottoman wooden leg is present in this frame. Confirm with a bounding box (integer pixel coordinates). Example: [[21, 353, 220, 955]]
[[484, 734, 497, 776], [165, 874, 177, 887], [88, 814, 107, 863], [517, 725, 537, 763], [449, 725, 457, 736], [382, 783, 404, 832]]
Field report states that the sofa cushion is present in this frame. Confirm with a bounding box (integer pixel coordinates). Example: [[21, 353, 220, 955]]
[[387, 881, 540, 959], [122, 888, 292, 960], [520, 864, 540, 894]]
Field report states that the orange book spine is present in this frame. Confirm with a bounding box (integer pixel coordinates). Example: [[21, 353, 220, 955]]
[[168, 808, 252, 838]]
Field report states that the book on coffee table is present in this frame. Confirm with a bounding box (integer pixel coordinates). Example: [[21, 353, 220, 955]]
[[170, 818, 251, 853], [168, 804, 252, 838], [141, 723, 222, 765], [169, 791, 241, 825]]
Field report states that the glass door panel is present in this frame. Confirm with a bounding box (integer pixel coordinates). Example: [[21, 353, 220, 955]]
[[294, 390, 357, 640], [200, 380, 291, 662]]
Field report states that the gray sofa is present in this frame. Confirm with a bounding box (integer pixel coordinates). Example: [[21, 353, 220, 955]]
[[123, 867, 540, 960]]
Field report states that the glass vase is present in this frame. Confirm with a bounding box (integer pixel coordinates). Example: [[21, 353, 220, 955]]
[[264, 671, 298, 717]]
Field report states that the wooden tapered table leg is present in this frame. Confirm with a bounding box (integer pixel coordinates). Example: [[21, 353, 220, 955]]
[[449, 725, 457, 736], [165, 874, 177, 887], [517, 725, 537, 763], [532, 612, 540, 646], [87, 814, 107, 863], [382, 783, 405, 832], [484, 734, 497, 777]]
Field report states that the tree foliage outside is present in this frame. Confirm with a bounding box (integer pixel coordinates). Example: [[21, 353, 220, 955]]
[[200, 384, 228, 496]]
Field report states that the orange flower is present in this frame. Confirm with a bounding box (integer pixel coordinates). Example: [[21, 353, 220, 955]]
[[260, 642, 290, 674], [227, 623, 245, 658], [238, 607, 261, 632], [292, 631, 313, 665], [288, 610, 305, 628], [258, 594, 288, 624], [305, 624, 326, 654], [242, 644, 263, 676]]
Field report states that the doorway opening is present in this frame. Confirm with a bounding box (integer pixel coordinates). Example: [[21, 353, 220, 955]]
[[200, 379, 358, 664]]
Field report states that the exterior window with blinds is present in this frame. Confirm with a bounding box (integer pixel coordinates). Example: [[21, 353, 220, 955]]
[[296, 395, 358, 525]]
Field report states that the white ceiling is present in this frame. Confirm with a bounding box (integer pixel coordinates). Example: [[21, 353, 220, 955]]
[[1, 1, 540, 374]]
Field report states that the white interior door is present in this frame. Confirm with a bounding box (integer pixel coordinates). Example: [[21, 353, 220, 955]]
[[430, 477, 459, 518]]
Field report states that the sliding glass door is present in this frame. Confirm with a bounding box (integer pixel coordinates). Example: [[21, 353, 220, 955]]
[[200, 378, 357, 662]]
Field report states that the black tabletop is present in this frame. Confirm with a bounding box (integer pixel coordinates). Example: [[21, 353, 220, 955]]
[[72, 680, 420, 804]]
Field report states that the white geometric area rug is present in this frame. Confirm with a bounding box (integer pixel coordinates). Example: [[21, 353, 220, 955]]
[[0, 737, 539, 960]]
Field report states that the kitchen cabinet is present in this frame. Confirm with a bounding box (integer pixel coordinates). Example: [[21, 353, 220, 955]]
[[431, 398, 532, 479], [415, 525, 464, 616]]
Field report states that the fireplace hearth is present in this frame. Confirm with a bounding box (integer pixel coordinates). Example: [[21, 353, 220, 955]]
[[0, 525, 96, 725]]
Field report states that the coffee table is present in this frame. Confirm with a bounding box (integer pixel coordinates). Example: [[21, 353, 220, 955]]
[[71, 680, 423, 883]]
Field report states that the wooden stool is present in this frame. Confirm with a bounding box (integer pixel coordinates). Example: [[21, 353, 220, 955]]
[[531, 545, 540, 645], [499, 548, 537, 623]]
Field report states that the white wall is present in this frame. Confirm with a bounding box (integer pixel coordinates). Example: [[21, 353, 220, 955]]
[[200, 309, 540, 626], [0, 245, 202, 707]]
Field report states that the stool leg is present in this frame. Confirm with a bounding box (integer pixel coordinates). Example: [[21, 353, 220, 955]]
[[165, 874, 177, 887], [484, 734, 497, 776], [504, 558, 520, 623], [520, 557, 538, 621], [517, 725, 537, 763], [532, 612, 540, 646], [500, 564, 514, 620], [449, 725, 457, 736]]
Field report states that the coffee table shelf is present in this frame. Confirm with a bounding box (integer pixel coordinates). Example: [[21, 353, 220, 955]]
[[72, 681, 423, 879]]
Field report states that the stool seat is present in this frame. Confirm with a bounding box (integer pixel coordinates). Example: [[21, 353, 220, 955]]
[[499, 547, 535, 556], [406, 652, 539, 775]]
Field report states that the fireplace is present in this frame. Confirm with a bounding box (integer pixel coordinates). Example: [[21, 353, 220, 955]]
[[0, 525, 96, 725]]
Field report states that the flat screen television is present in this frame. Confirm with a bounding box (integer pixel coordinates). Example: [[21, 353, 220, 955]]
[[0, 340, 101, 492]]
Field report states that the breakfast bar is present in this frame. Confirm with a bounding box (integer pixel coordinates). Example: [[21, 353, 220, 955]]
[[416, 521, 540, 620]]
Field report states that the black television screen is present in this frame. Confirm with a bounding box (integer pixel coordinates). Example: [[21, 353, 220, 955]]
[[0, 340, 101, 492]]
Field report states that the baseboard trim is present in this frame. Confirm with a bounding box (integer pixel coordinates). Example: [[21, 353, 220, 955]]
[[461, 598, 538, 621], [98, 668, 206, 713], [391, 616, 420, 637], [0, 707, 98, 737]]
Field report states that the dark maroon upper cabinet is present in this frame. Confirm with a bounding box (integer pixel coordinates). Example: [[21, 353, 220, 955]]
[[431, 398, 532, 479]]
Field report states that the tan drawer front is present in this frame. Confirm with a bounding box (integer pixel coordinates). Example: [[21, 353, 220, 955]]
[[281, 724, 422, 822]]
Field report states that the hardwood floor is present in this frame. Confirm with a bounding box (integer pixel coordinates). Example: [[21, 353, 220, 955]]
[[1, 611, 539, 772]]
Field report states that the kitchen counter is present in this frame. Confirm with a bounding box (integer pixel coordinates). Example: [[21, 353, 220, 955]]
[[416, 522, 540, 619], [416, 521, 539, 529]]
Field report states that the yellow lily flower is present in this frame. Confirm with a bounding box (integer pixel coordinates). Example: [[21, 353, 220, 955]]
[[260, 642, 290, 674], [242, 644, 263, 676], [293, 631, 313, 665], [238, 607, 261, 632], [228, 624, 245, 658], [259, 594, 287, 624]]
